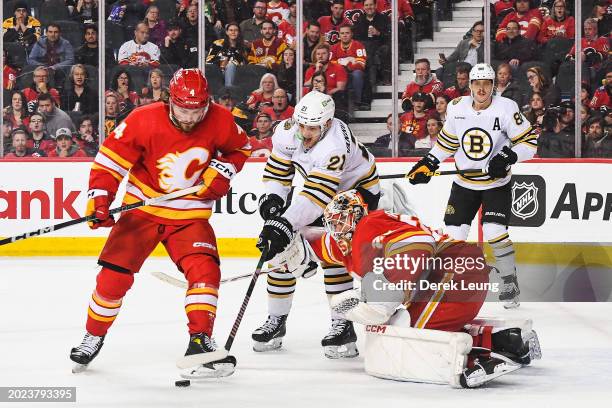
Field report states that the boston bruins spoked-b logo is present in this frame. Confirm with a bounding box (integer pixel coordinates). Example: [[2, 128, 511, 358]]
[[461, 127, 493, 161]]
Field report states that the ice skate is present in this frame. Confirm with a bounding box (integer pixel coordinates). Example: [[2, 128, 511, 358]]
[[70, 332, 105, 373], [252, 314, 287, 352], [179, 333, 236, 379], [321, 319, 358, 359], [499, 272, 520, 309], [492, 327, 541, 365], [460, 354, 521, 388]]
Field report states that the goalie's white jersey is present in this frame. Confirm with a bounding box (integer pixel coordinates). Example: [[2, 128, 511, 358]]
[[429, 95, 538, 190], [262, 118, 379, 230]]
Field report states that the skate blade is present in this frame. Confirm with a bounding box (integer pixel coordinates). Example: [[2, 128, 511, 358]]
[[461, 360, 521, 388], [323, 343, 359, 359], [253, 337, 283, 352], [524, 330, 542, 361], [180, 358, 236, 379], [71, 363, 88, 374], [503, 299, 520, 309], [176, 349, 228, 369]]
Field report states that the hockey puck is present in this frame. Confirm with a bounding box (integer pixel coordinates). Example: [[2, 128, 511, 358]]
[[175, 380, 191, 387]]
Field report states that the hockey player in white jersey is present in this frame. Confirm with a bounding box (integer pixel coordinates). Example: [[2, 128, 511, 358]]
[[407, 63, 538, 308], [253, 91, 381, 357]]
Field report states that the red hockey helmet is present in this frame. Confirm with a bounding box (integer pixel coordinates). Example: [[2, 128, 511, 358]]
[[169, 68, 210, 109]]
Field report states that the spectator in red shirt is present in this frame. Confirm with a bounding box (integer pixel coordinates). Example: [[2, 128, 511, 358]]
[[401, 58, 444, 109], [495, 0, 543, 42], [443, 65, 471, 100], [47, 128, 87, 158], [3, 90, 30, 128], [304, 43, 348, 97], [590, 70, 612, 109], [26, 112, 54, 153], [3, 50, 18, 90], [399, 92, 431, 150], [277, 0, 298, 48], [22, 66, 61, 111], [567, 18, 610, 69], [537, 0, 575, 44], [246, 73, 280, 111], [319, 0, 352, 45], [261, 88, 294, 122], [330, 25, 367, 108], [249, 112, 274, 157], [4, 128, 46, 158]]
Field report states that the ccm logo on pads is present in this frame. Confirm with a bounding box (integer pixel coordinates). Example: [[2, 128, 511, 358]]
[[365, 325, 387, 334]]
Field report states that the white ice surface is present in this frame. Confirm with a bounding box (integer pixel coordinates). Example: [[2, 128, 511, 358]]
[[1, 257, 612, 407]]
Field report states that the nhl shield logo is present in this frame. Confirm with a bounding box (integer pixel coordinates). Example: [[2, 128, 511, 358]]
[[512, 182, 539, 220]]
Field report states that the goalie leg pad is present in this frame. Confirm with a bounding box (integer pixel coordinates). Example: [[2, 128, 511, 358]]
[[364, 324, 473, 387]]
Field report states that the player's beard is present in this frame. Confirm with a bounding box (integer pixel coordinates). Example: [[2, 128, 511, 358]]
[[169, 102, 207, 132]]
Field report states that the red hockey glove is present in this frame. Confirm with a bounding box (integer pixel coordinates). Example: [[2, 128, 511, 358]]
[[196, 159, 236, 201], [86, 189, 115, 229]]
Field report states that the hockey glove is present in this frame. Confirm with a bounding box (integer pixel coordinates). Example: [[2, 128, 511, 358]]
[[487, 146, 518, 178], [196, 159, 236, 201], [257, 216, 295, 262], [407, 153, 439, 185], [86, 189, 115, 229], [258, 193, 285, 220]]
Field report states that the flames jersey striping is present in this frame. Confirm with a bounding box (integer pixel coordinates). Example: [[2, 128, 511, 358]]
[[89, 102, 251, 224], [330, 40, 367, 71], [262, 118, 379, 230], [429, 95, 537, 190]]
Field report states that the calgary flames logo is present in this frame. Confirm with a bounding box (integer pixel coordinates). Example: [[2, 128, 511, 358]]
[[157, 147, 210, 192]]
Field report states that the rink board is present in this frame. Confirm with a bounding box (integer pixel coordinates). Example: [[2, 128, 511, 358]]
[[1, 159, 611, 262]]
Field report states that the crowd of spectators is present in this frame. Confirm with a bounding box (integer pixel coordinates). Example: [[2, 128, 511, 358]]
[[2, 0, 611, 159]]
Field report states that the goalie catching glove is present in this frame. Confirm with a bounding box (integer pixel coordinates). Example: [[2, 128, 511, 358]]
[[407, 153, 439, 185], [86, 189, 115, 229], [196, 159, 236, 201]]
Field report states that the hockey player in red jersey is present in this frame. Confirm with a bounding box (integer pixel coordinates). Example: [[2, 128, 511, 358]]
[[69, 68, 251, 379], [319, 190, 541, 387]]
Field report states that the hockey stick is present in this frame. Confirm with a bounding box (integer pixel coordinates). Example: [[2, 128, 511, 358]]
[[176, 248, 268, 369], [150, 267, 275, 289], [0, 185, 202, 247], [379, 169, 485, 180]]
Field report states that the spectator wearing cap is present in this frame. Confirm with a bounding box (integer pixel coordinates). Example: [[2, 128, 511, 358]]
[[537, 0, 575, 44], [495, 0, 543, 42], [2, 2, 41, 49], [4, 128, 47, 158], [401, 59, 443, 109], [247, 20, 288, 69], [304, 43, 347, 97], [61, 64, 97, 114], [591, 0, 612, 37], [27, 23, 75, 71], [161, 20, 198, 68], [75, 115, 99, 157], [330, 24, 367, 108], [590, 70, 612, 109], [48, 128, 87, 157], [118, 22, 160, 67], [399, 92, 431, 150], [22, 67, 61, 110], [261, 88, 294, 122], [249, 112, 274, 157], [240, 1, 268, 46], [443, 65, 471, 100], [27, 112, 55, 154], [318, 0, 352, 45], [37, 92, 75, 137], [493, 20, 538, 71], [583, 116, 612, 157]]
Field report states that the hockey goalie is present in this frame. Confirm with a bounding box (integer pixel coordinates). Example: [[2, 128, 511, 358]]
[[276, 189, 541, 388]]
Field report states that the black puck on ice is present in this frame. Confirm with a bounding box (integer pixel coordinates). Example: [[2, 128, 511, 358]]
[[175, 379, 191, 387]]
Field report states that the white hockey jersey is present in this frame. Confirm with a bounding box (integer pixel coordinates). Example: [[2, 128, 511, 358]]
[[262, 118, 380, 230], [429, 95, 538, 190], [117, 40, 161, 66]]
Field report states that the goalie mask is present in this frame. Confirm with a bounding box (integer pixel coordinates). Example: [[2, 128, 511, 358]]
[[323, 190, 368, 252]]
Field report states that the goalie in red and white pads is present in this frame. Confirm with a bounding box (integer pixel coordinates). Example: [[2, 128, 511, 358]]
[[315, 190, 541, 388]]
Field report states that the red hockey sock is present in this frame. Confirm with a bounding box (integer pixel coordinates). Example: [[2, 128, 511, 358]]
[[85, 267, 134, 336], [181, 255, 220, 335]]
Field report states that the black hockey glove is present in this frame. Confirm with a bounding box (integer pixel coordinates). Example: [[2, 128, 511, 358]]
[[407, 153, 439, 185], [487, 146, 518, 178], [257, 216, 295, 261], [258, 194, 285, 220]]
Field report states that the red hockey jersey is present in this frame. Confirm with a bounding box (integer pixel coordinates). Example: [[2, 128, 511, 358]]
[[495, 8, 543, 41], [330, 40, 367, 71], [89, 102, 251, 224], [401, 79, 444, 102], [537, 16, 575, 44], [590, 86, 612, 109], [318, 15, 353, 45]]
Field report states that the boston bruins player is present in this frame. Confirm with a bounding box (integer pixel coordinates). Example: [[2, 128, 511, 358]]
[[408, 63, 538, 309], [254, 91, 380, 358]]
